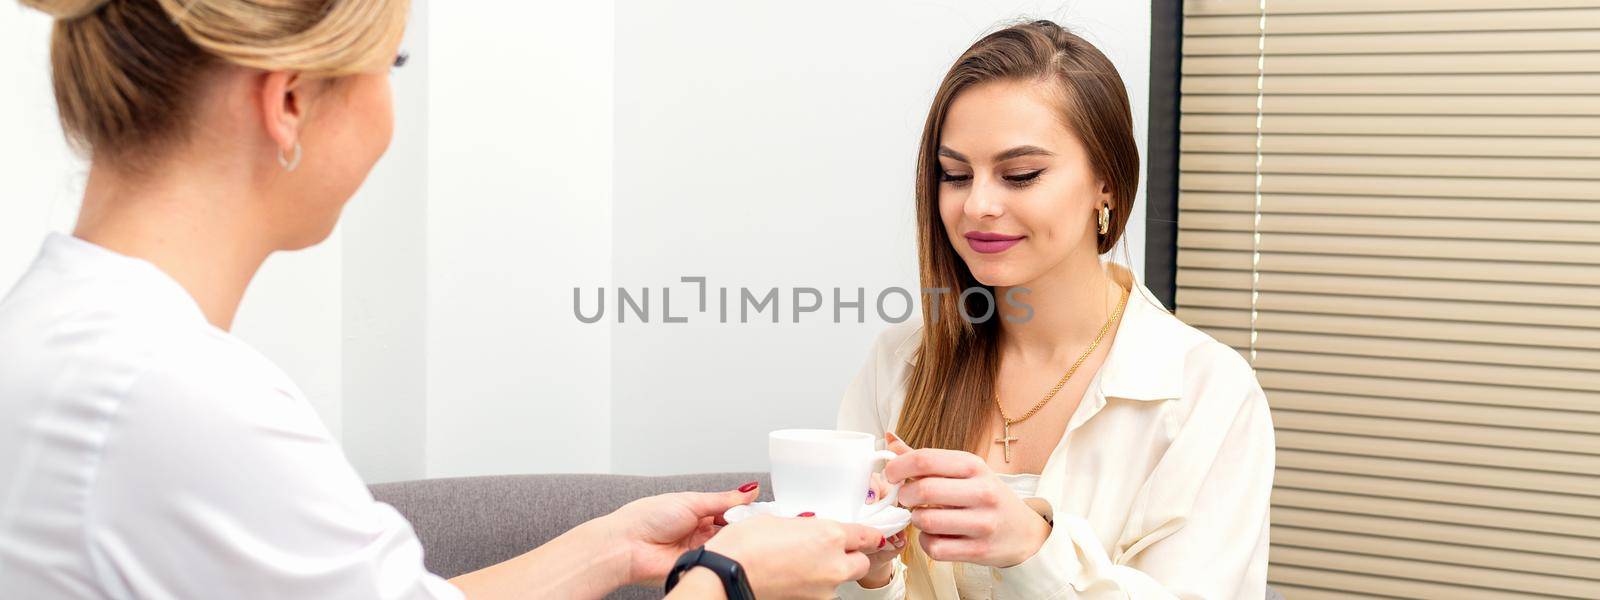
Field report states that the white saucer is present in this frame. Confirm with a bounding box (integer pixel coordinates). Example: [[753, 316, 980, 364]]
[[723, 502, 912, 537]]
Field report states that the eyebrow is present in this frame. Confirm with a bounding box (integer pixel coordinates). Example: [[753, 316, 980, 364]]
[[937, 145, 1055, 163]]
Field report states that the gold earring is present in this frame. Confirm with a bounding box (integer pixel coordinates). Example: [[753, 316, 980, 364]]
[[1098, 205, 1111, 235]]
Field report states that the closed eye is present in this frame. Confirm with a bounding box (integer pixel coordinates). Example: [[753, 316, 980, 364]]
[[1003, 170, 1043, 186], [940, 171, 972, 186]]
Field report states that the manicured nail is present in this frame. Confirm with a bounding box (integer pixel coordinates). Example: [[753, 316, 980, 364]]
[[878, 536, 887, 549], [798, 512, 816, 518], [737, 481, 759, 493], [867, 489, 877, 501]]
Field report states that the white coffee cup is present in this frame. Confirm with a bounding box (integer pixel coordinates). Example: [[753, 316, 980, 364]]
[[768, 429, 901, 522]]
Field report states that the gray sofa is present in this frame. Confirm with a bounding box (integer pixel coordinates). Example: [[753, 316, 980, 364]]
[[371, 473, 1283, 599], [373, 472, 772, 599]]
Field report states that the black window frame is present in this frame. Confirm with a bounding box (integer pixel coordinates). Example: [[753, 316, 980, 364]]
[[1144, 0, 1183, 309]]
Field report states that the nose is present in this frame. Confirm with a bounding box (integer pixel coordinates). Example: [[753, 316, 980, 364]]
[[964, 177, 1005, 221]]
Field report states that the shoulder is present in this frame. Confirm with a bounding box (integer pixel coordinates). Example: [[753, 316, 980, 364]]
[[850, 319, 923, 390], [0, 265, 273, 454], [86, 342, 438, 599], [147, 325, 302, 395], [1115, 293, 1263, 416], [1154, 314, 1269, 428], [1138, 297, 1220, 358], [0, 250, 247, 411], [838, 320, 924, 431], [863, 319, 923, 386], [92, 331, 368, 537], [1131, 295, 1256, 390], [1162, 311, 1260, 405], [117, 329, 327, 455], [870, 319, 923, 365], [1184, 336, 1257, 388], [1119, 301, 1273, 465]]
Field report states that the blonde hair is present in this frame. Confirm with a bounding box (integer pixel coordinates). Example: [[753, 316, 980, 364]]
[[19, 0, 409, 164]]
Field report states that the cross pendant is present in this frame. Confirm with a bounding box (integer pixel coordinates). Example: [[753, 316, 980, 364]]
[[994, 421, 1020, 463]]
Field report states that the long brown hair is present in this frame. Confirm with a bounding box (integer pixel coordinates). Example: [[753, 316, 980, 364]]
[[896, 20, 1140, 455]]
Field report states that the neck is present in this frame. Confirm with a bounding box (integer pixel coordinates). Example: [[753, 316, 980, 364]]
[[72, 162, 275, 331], [996, 249, 1125, 362]]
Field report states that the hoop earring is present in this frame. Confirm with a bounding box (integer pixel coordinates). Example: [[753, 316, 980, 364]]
[[277, 142, 302, 172], [1097, 205, 1111, 236]]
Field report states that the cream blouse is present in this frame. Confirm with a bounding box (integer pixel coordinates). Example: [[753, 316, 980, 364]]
[[835, 270, 1275, 600]]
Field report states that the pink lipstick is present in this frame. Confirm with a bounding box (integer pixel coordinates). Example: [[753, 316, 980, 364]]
[[965, 231, 1025, 254]]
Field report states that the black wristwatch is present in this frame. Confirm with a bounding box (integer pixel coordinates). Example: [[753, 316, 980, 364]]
[[664, 546, 755, 600]]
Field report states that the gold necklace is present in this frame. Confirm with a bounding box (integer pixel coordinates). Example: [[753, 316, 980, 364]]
[[993, 287, 1129, 463]]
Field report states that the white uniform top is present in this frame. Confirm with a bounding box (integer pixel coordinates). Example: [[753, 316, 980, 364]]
[[0, 234, 462, 600]]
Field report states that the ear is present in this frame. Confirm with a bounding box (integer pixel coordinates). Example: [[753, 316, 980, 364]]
[[258, 71, 309, 154]]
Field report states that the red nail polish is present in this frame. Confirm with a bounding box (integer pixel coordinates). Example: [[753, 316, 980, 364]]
[[737, 481, 759, 493], [878, 536, 887, 549], [798, 511, 815, 517]]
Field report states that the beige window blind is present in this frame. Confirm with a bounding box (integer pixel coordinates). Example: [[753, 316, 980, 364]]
[[1175, 1, 1600, 598]]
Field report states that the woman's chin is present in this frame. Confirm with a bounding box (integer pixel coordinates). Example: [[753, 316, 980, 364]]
[[967, 265, 1031, 288]]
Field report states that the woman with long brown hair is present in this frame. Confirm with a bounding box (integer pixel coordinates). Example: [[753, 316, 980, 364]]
[[0, 1, 884, 598], [838, 21, 1274, 599]]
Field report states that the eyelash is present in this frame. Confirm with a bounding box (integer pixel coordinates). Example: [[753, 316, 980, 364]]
[[1005, 170, 1044, 187], [940, 172, 972, 186], [938, 169, 1044, 188], [393, 51, 410, 69]]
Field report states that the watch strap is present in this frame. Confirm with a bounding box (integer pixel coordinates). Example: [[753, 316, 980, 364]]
[[665, 546, 754, 600]]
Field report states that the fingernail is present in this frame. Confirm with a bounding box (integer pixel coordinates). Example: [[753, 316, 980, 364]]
[[878, 536, 887, 549], [867, 489, 877, 501], [798, 511, 815, 518], [737, 481, 759, 493]]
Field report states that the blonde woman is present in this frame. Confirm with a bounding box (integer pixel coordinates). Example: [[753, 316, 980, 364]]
[[837, 21, 1275, 599], [0, 1, 883, 598]]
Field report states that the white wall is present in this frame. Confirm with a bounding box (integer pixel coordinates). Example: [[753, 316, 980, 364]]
[[422, 0, 615, 477], [339, 0, 431, 483], [609, 0, 1151, 474], [0, 5, 81, 289], [2, 1, 1151, 480]]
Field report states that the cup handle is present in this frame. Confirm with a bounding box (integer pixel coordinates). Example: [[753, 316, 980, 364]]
[[862, 449, 902, 516]]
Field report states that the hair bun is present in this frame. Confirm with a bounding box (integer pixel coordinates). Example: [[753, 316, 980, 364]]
[[19, 0, 114, 20]]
